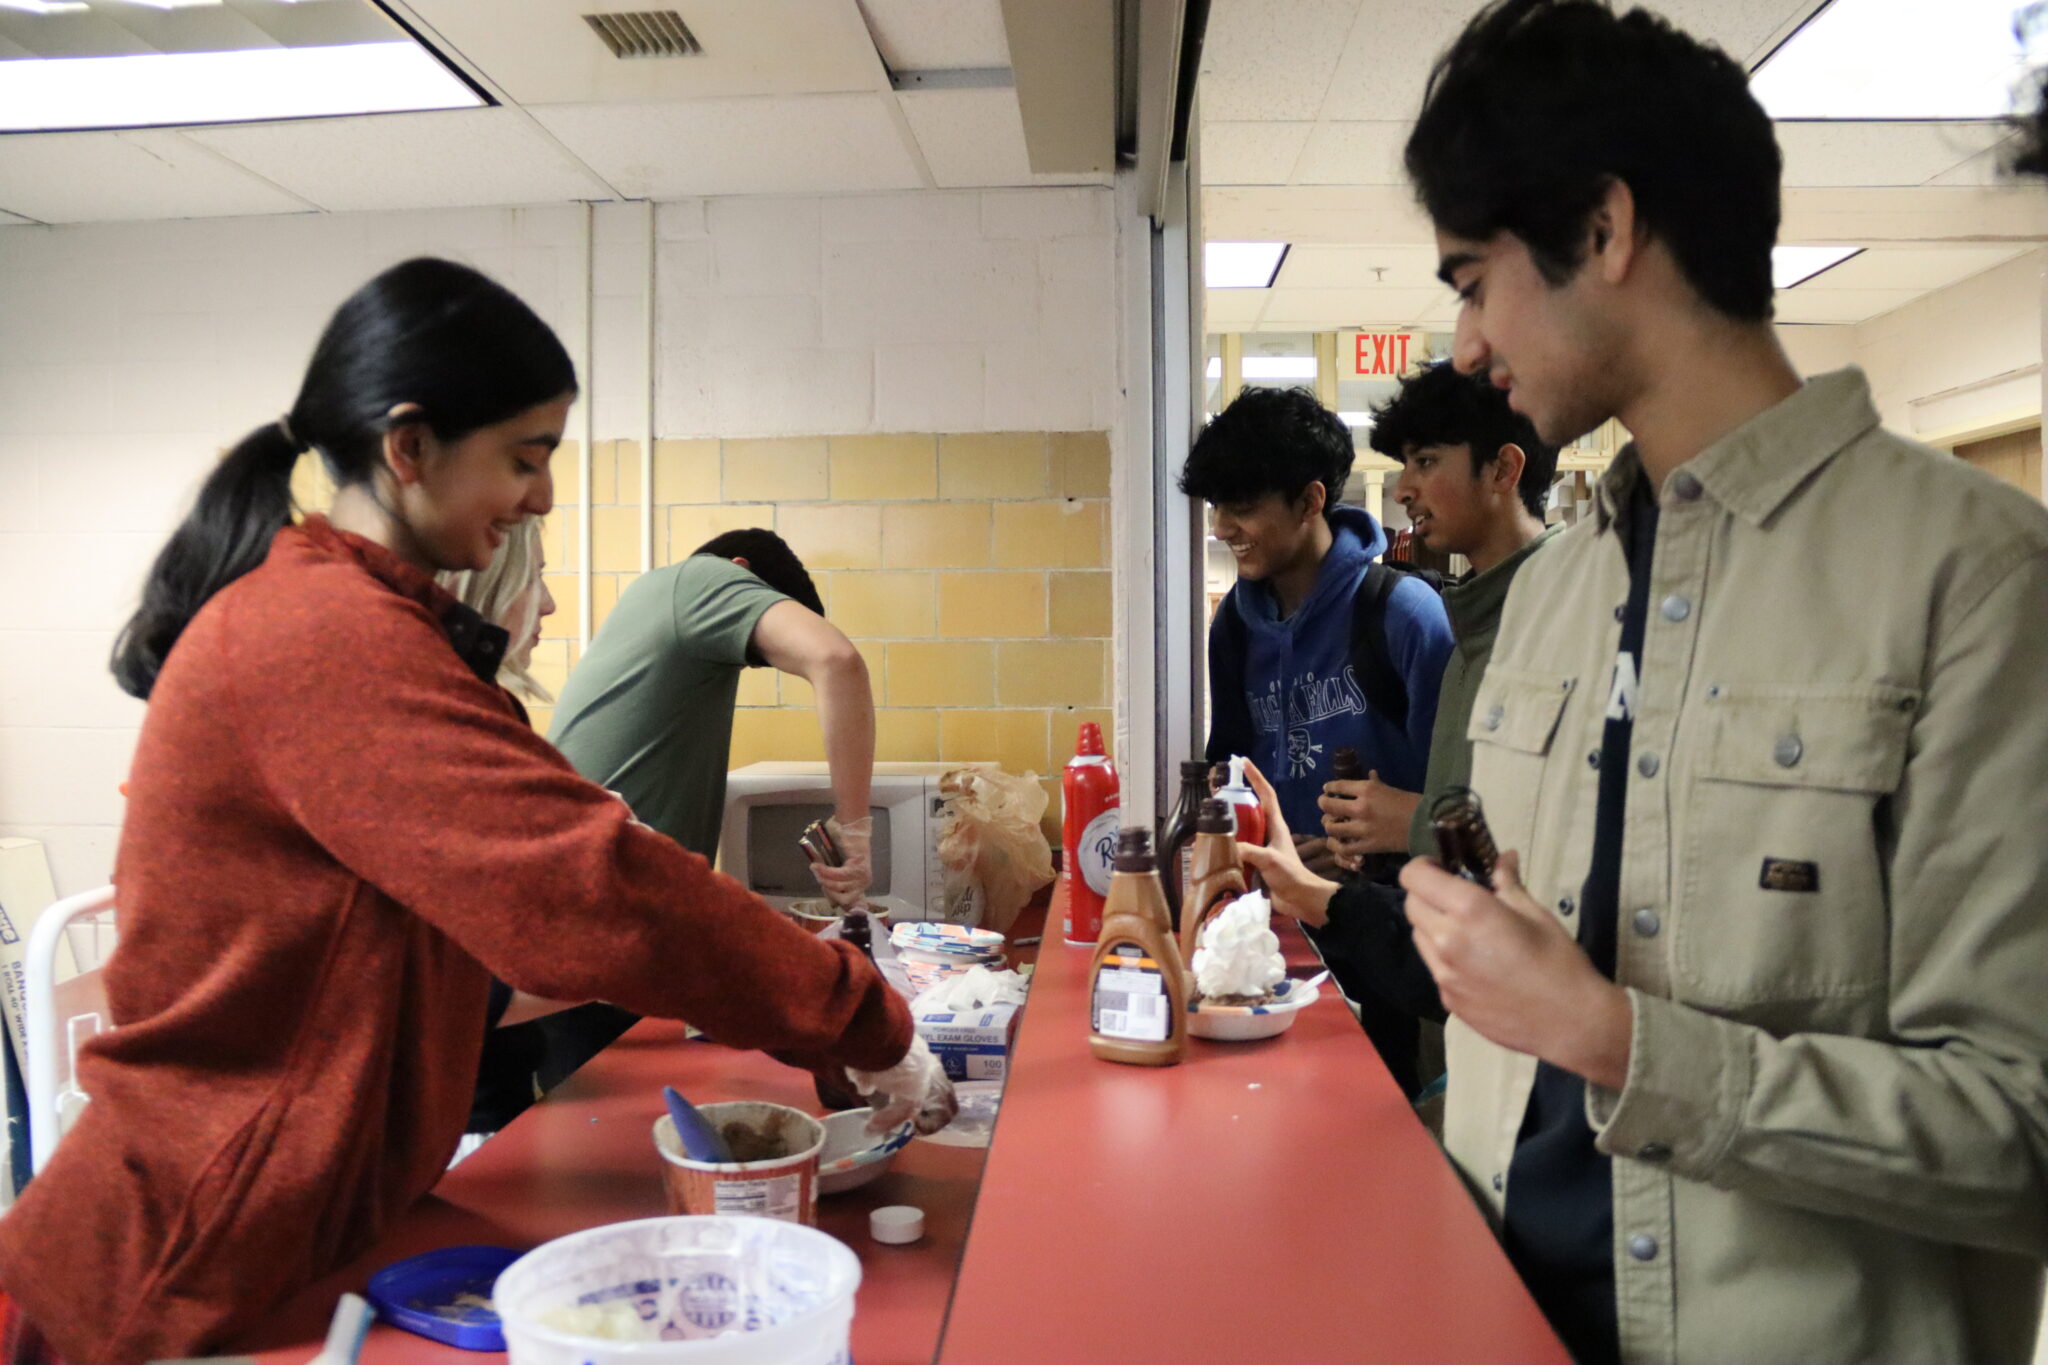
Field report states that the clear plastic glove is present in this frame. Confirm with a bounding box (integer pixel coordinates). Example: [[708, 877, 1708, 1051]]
[[846, 1034, 957, 1136], [811, 815, 873, 909]]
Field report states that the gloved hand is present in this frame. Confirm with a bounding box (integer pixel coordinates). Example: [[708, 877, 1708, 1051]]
[[846, 1034, 957, 1136], [811, 814, 873, 909]]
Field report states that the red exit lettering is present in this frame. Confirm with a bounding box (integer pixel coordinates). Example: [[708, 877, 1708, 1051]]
[[1351, 332, 1412, 376]]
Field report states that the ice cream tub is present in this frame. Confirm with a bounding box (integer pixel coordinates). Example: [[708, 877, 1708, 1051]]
[[493, 1214, 860, 1363], [655, 1103, 826, 1227]]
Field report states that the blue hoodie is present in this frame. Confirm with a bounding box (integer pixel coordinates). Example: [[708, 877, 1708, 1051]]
[[1205, 506, 1454, 836]]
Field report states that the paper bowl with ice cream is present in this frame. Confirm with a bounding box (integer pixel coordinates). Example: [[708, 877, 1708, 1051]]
[[1188, 976, 1322, 1041], [1186, 891, 1320, 1041], [817, 1109, 916, 1195]]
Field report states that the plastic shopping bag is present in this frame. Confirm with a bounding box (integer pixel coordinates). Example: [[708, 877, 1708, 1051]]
[[936, 767, 1055, 933]]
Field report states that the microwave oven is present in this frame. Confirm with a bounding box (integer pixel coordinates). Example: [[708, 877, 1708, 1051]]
[[718, 761, 992, 923]]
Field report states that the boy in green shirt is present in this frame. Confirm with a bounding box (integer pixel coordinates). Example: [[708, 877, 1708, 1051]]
[[534, 528, 877, 1084]]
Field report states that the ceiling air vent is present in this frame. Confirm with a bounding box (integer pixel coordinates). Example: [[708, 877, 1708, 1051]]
[[583, 11, 704, 59]]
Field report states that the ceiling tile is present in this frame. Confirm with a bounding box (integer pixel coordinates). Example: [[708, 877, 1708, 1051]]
[[897, 86, 1106, 189], [1926, 133, 2023, 185], [1260, 286, 1445, 327], [1316, 1, 1468, 122], [404, 0, 887, 105], [532, 94, 925, 198], [0, 128, 310, 223], [1200, 122, 1313, 186], [1776, 121, 2015, 188], [1198, 0, 1361, 122], [1799, 245, 2028, 291], [186, 108, 614, 212], [1276, 244, 1441, 289], [1771, 288, 1924, 324], [1292, 122, 1409, 186], [857, 0, 1009, 70], [1654, 1, 1826, 67], [1203, 289, 1269, 328]]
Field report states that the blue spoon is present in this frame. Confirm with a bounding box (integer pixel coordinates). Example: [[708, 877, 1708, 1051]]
[[663, 1086, 733, 1163]]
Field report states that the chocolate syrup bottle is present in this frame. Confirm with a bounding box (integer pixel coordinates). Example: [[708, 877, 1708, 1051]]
[[1159, 760, 1211, 931]]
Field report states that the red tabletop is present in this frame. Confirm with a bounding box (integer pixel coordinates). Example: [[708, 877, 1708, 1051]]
[[238, 1022, 987, 1365], [240, 889, 1564, 1365], [934, 893, 1568, 1365]]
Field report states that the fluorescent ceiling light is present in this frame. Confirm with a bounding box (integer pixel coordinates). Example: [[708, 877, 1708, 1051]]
[[0, 41, 480, 132], [1773, 245, 1863, 289], [1751, 0, 2032, 119], [1337, 411, 1373, 428], [0, 1, 88, 12], [1241, 356, 1318, 380], [1206, 241, 1289, 289]]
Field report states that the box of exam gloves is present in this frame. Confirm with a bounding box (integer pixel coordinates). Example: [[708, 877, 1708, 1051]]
[[910, 965, 1030, 1082]]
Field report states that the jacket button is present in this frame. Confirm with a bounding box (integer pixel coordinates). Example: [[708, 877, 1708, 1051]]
[[1659, 594, 1691, 623], [1613, 604, 1625, 622], [1628, 1233, 1660, 1261], [1636, 751, 1660, 778], [1558, 896, 1576, 917], [1774, 734, 1804, 768], [1632, 909, 1662, 937], [1637, 1143, 1671, 1163], [1485, 704, 1505, 731], [1671, 472, 1703, 501], [1588, 750, 1602, 770], [1492, 1172, 1504, 1192]]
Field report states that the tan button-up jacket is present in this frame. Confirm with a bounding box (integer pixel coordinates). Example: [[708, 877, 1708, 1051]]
[[1447, 368, 2048, 1364]]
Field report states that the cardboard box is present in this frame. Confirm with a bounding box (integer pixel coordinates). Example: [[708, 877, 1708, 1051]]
[[914, 1001, 1021, 1082]]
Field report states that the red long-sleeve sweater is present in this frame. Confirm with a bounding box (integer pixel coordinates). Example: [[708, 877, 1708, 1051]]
[[0, 518, 911, 1363]]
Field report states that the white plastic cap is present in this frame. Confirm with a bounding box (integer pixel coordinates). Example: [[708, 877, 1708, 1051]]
[[870, 1204, 925, 1245]]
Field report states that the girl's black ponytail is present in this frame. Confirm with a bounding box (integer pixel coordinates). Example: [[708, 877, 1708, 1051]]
[[112, 420, 303, 699], [109, 256, 576, 701]]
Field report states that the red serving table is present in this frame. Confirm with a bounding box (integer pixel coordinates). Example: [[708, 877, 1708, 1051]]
[[241, 890, 1566, 1364], [936, 904, 1566, 1365]]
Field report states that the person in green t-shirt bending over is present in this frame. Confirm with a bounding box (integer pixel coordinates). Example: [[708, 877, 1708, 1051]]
[[532, 527, 876, 1088]]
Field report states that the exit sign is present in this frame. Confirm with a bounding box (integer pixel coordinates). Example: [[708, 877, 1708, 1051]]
[[1340, 330, 1426, 378]]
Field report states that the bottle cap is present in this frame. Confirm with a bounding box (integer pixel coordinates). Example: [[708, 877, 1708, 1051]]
[[1113, 826, 1155, 872], [870, 1205, 925, 1244], [1195, 799, 1235, 834], [1180, 759, 1211, 779], [1074, 722, 1105, 757]]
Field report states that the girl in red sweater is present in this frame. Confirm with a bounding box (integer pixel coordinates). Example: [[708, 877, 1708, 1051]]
[[0, 258, 951, 1364]]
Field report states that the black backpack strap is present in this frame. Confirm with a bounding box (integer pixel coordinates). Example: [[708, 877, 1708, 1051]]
[[1352, 560, 1444, 733]]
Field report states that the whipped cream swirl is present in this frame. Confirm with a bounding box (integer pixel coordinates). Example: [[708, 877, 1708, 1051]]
[[1191, 891, 1285, 1001]]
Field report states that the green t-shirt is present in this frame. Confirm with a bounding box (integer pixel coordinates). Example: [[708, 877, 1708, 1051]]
[[547, 557, 788, 858]]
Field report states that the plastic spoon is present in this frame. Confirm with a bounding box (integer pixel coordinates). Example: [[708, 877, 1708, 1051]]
[[663, 1086, 733, 1163]]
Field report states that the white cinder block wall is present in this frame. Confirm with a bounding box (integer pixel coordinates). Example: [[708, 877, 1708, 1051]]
[[0, 187, 1120, 895]]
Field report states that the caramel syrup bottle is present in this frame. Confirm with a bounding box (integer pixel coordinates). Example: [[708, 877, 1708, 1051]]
[[1179, 799, 1247, 968], [1087, 828, 1189, 1066]]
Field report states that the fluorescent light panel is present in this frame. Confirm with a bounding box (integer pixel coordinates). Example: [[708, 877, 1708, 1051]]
[[1751, 0, 2032, 119], [1206, 241, 1289, 289], [0, 41, 480, 132], [1202, 355, 1320, 381], [1773, 245, 1863, 289]]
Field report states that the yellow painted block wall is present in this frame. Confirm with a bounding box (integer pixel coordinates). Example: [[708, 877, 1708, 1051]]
[[574, 431, 1115, 842]]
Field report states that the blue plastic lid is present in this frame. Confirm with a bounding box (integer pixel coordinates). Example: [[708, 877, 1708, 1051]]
[[366, 1245, 522, 1351]]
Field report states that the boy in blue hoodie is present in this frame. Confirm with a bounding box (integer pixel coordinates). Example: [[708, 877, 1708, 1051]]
[[1182, 385, 1454, 876]]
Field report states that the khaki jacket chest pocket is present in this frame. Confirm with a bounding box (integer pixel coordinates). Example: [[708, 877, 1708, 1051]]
[[1466, 667, 1576, 872], [1679, 684, 1917, 1009]]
